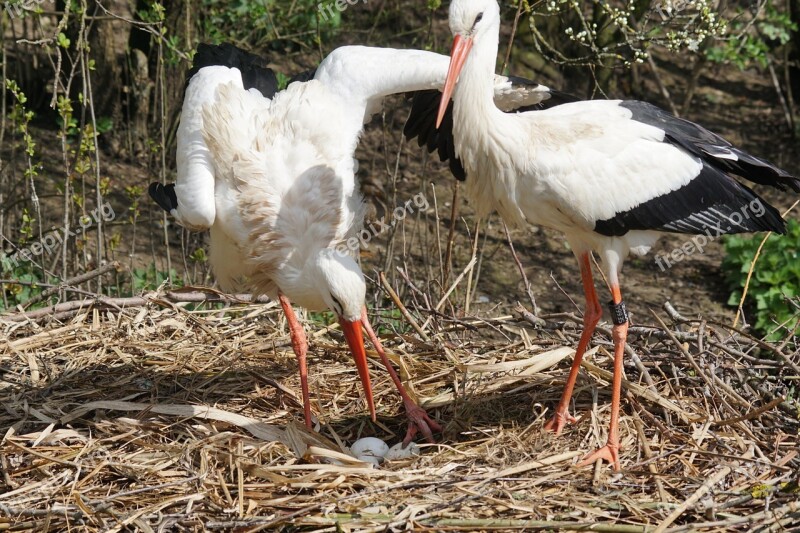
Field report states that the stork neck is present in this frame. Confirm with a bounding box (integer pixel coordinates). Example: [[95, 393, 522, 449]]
[[317, 46, 452, 102], [452, 30, 507, 144]]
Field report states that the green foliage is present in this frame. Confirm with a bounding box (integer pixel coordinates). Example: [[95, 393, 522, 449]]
[[722, 220, 800, 341], [706, 3, 797, 69], [0, 259, 181, 310], [131, 264, 182, 292], [18, 209, 34, 243], [199, 0, 340, 51], [190, 248, 208, 264], [6, 80, 36, 160], [375, 308, 410, 336], [275, 71, 290, 91], [0, 259, 49, 311], [125, 185, 145, 223]]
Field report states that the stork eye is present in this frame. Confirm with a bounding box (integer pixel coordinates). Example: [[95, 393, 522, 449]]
[[473, 12, 484, 27]]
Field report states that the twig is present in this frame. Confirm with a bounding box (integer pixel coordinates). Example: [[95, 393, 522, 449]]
[[379, 271, 430, 342], [766, 54, 794, 133], [442, 181, 459, 285], [421, 255, 477, 331], [651, 310, 752, 410], [632, 414, 670, 503], [646, 55, 679, 116], [663, 301, 688, 323], [503, 221, 541, 317], [711, 396, 785, 428], [464, 218, 481, 315], [425, 519, 649, 532], [501, 0, 525, 73], [23, 261, 120, 309], [652, 460, 740, 533]]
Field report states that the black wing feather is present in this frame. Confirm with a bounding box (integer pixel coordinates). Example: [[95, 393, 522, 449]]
[[186, 43, 279, 99], [148, 182, 178, 213], [288, 68, 317, 85], [593, 101, 795, 237], [404, 78, 577, 182], [593, 166, 787, 236], [620, 101, 799, 193]]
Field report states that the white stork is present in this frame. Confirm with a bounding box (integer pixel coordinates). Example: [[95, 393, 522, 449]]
[[432, 0, 799, 469], [149, 42, 556, 444]]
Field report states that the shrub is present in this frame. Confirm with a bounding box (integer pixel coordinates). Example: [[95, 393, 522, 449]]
[[722, 219, 800, 341]]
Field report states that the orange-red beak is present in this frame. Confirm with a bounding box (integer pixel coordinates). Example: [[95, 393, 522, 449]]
[[338, 318, 376, 421], [436, 35, 474, 129]]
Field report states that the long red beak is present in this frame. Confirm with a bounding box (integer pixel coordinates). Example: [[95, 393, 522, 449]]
[[339, 318, 376, 421], [436, 35, 474, 129]]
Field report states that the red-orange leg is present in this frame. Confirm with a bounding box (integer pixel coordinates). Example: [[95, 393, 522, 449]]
[[578, 284, 627, 471], [544, 253, 603, 434], [361, 308, 442, 445], [278, 293, 312, 428]]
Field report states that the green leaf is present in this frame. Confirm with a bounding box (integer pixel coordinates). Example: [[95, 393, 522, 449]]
[[57, 32, 71, 49]]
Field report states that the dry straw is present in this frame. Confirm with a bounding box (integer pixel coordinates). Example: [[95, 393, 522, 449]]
[[1, 290, 798, 531]]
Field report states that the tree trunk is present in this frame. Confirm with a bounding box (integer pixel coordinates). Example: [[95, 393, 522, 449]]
[[790, 0, 800, 102], [87, 0, 134, 146]]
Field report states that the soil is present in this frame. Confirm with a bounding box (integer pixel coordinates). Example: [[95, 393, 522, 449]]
[[6, 7, 800, 334]]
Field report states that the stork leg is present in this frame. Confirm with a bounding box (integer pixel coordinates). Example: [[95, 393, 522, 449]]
[[544, 253, 602, 434], [577, 285, 627, 471], [278, 293, 313, 428], [360, 308, 442, 445]]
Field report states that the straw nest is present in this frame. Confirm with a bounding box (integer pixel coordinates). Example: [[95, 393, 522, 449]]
[[1, 290, 799, 532]]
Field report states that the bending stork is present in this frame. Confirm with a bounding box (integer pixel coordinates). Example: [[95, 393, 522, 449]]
[[150, 43, 558, 443]]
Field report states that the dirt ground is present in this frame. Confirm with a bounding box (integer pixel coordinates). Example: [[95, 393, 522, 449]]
[[2, 5, 800, 531]]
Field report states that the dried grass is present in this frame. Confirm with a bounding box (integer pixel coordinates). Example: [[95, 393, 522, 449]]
[[1, 295, 799, 532]]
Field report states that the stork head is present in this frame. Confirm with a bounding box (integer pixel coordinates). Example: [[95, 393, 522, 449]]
[[436, 0, 501, 128], [448, 0, 500, 39], [315, 248, 375, 421]]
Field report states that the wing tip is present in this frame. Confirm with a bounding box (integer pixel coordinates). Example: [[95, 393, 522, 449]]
[[149, 182, 178, 213]]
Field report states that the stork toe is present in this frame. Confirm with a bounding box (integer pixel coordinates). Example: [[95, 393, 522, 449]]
[[543, 411, 579, 435], [401, 402, 442, 446], [577, 442, 621, 471]]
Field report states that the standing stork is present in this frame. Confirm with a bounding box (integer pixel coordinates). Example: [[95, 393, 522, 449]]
[[432, 0, 799, 469], [149, 42, 560, 444]]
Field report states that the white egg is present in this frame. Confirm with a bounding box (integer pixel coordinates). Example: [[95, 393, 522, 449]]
[[357, 455, 382, 467], [384, 441, 420, 460], [350, 437, 389, 464]]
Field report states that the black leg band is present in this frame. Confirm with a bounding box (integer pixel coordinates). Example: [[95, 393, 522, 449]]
[[607, 300, 629, 326]]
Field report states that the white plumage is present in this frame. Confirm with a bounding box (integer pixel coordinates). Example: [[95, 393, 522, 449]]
[[155, 43, 552, 444], [437, 0, 797, 470]]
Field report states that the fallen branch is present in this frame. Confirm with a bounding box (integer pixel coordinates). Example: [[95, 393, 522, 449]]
[[22, 261, 121, 309]]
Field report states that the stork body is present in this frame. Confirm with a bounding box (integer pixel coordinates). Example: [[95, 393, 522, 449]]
[[436, 0, 799, 469], [151, 42, 572, 443]]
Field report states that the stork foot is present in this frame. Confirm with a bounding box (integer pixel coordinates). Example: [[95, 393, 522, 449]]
[[401, 402, 442, 446], [577, 441, 620, 471], [543, 411, 578, 435]]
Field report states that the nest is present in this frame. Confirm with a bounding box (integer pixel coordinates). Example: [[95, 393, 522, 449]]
[[1, 291, 799, 532]]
